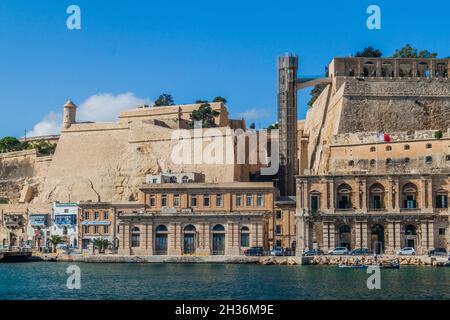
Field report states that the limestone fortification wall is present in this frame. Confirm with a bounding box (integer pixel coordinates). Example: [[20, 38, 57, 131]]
[[303, 78, 450, 175], [0, 150, 51, 204], [338, 80, 450, 133], [37, 120, 243, 204]]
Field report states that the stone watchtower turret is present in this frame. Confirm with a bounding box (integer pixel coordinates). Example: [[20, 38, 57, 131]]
[[63, 100, 77, 129]]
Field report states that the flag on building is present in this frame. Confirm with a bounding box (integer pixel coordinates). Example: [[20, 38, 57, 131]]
[[384, 132, 392, 142]]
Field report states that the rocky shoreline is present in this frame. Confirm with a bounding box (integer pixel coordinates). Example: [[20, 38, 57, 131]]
[[29, 253, 449, 266]]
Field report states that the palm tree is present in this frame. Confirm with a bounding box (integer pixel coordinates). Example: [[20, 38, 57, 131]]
[[49, 235, 63, 253], [92, 238, 111, 254]]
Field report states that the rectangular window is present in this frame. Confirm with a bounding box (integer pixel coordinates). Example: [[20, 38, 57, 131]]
[[173, 194, 180, 207], [191, 194, 197, 207], [439, 228, 445, 235], [236, 193, 243, 207], [246, 193, 253, 206], [216, 194, 223, 207], [94, 211, 99, 220], [104, 211, 109, 220], [275, 225, 282, 235], [275, 240, 282, 247], [94, 226, 99, 234], [161, 194, 167, 207], [275, 210, 282, 219], [64, 209, 69, 213], [149, 194, 156, 207], [257, 193, 263, 207], [436, 195, 448, 209], [203, 194, 210, 207], [84, 212, 90, 220], [83, 225, 89, 234], [241, 233, 249, 247], [405, 195, 417, 209], [311, 195, 319, 213], [104, 225, 109, 234]]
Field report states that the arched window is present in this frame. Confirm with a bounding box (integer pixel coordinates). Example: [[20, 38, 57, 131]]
[[386, 158, 392, 165], [169, 176, 177, 183], [156, 225, 168, 232], [184, 224, 196, 232], [405, 224, 417, 235], [337, 225, 351, 249], [131, 227, 140, 248], [182, 176, 189, 183], [404, 157, 410, 164], [386, 146, 392, 151], [426, 156, 433, 164], [337, 184, 352, 209], [212, 224, 225, 232], [212, 225, 225, 255], [403, 183, 418, 209], [370, 146, 376, 152], [426, 143, 432, 149], [363, 61, 376, 77], [370, 159, 376, 166], [240, 227, 250, 247], [404, 144, 410, 150], [155, 225, 168, 255], [348, 160, 355, 167], [369, 183, 385, 210]]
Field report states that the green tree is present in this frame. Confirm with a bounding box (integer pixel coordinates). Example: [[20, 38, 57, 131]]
[[0, 137, 29, 153], [31, 141, 57, 156], [49, 235, 63, 253], [92, 238, 111, 254], [355, 46, 383, 57], [393, 44, 438, 58], [266, 122, 279, 130], [154, 93, 175, 107], [189, 103, 220, 128], [212, 96, 227, 104]]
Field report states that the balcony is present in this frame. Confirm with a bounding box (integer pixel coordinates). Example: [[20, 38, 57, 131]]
[[4, 215, 24, 228]]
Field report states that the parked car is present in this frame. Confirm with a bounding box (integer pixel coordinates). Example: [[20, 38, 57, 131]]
[[397, 247, 416, 255], [428, 248, 447, 257], [302, 249, 324, 256], [329, 247, 349, 255], [350, 248, 369, 256], [269, 247, 283, 256], [244, 247, 265, 256]]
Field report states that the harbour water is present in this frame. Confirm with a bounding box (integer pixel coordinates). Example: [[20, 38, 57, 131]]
[[0, 262, 448, 300]]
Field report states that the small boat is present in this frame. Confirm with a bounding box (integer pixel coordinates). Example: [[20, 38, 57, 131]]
[[339, 263, 400, 269]]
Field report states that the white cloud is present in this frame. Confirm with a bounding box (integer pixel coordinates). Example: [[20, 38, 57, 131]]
[[235, 108, 272, 120], [77, 92, 152, 122], [27, 112, 63, 137], [28, 92, 152, 137]]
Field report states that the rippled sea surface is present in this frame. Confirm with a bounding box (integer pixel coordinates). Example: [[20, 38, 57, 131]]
[[0, 262, 448, 300]]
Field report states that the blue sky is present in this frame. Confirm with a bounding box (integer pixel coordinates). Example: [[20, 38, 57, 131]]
[[0, 0, 449, 137]]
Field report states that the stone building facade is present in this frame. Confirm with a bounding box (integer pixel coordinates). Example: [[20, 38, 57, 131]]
[[295, 57, 450, 255], [117, 182, 275, 256], [268, 196, 296, 250]]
